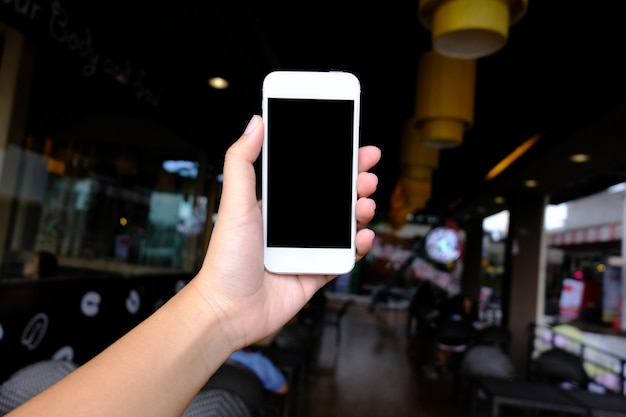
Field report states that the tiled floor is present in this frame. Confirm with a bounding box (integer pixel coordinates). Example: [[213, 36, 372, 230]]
[[304, 297, 471, 417]]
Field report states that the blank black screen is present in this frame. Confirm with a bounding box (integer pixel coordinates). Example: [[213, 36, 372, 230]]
[[267, 98, 355, 248]]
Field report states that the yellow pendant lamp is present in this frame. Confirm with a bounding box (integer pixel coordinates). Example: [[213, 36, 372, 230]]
[[400, 119, 439, 171], [415, 50, 476, 148], [389, 119, 439, 229], [418, 0, 528, 59]]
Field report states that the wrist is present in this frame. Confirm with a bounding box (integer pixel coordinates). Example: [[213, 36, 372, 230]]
[[182, 277, 246, 354], [169, 280, 237, 371]]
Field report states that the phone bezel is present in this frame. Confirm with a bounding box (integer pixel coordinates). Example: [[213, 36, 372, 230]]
[[261, 70, 361, 275]]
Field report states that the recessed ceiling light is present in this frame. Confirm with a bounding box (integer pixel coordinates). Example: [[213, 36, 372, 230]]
[[570, 153, 590, 163], [208, 77, 229, 89], [524, 179, 538, 188], [494, 196, 505, 204]]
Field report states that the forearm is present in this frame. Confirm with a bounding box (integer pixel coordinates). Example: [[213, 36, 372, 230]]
[[8, 279, 234, 417]]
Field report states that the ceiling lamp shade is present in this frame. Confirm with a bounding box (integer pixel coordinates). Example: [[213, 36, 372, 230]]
[[418, 0, 528, 59], [400, 119, 440, 171], [389, 120, 439, 229], [414, 50, 476, 148], [390, 176, 432, 229]]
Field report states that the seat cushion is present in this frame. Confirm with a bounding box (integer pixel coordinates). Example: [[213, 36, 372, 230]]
[[0, 360, 78, 414]]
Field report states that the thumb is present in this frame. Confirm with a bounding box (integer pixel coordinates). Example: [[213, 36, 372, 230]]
[[219, 115, 264, 214]]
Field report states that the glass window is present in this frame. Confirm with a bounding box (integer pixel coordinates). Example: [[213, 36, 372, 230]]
[[0, 25, 218, 280]]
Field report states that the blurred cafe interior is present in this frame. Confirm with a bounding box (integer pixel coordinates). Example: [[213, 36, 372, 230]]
[[2, 0, 626, 415]]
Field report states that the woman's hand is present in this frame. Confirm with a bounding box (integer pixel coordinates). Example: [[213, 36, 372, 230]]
[[194, 115, 381, 350]]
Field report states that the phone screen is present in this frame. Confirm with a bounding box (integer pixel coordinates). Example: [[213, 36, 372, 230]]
[[266, 98, 355, 248]]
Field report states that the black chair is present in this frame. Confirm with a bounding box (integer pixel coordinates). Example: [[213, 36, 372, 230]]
[[256, 344, 306, 417], [202, 362, 267, 416], [476, 325, 512, 353], [434, 318, 475, 372], [183, 388, 253, 417], [324, 299, 354, 345], [460, 345, 517, 380], [272, 321, 317, 352], [458, 344, 517, 416], [531, 348, 591, 390], [406, 280, 440, 336]]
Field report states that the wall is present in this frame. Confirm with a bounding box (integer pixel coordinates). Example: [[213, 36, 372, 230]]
[[0, 273, 191, 381], [560, 190, 624, 230]]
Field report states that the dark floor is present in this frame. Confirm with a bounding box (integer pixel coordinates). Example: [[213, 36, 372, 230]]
[[303, 296, 470, 417]]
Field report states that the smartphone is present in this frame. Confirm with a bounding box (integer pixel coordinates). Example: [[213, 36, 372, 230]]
[[262, 70, 361, 275]]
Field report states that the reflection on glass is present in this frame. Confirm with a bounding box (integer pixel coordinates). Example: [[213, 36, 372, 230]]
[[0, 143, 213, 280]]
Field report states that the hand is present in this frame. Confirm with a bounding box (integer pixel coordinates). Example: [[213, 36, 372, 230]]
[[194, 115, 381, 349]]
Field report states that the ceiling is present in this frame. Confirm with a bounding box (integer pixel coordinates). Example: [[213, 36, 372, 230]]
[[5, 0, 626, 225]]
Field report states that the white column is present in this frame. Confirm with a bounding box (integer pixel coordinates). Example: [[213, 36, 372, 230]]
[[619, 193, 626, 330]]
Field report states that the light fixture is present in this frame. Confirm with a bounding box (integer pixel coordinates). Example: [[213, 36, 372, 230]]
[[494, 196, 505, 204], [389, 119, 439, 228], [399, 118, 440, 171], [484, 132, 542, 182], [418, 0, 529, 59], [569, 153, 590, 163], [524, 179, 538, 188], [208, 77, 229, 89], [162, 160, 199, 178], [414, 50, 476, 148]]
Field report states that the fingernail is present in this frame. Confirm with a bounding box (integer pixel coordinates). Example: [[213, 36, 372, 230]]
[[244, 115, 258, 134]]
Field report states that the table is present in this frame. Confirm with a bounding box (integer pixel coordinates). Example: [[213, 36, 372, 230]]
[[562, 389, 626, 417], [473, 377, 588, 417]]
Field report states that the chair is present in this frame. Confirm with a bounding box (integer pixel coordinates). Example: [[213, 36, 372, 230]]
[[476, 325, 512, 353], [261, 321, 320, 417], [460, 345, 517, 380], [434, 318, 474, 372], [531, 348, 591, 390], [254, 345, 304, 417], [459, 345, 517, 417], [0, 360, 78, 415], [406, 280, 440, 336], [323, 299, 354, 345], [183, 388, 253, 417], [202, 362, 267, 416]]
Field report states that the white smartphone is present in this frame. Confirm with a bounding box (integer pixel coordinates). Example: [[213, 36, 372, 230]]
[[262, 70, 361, 275]]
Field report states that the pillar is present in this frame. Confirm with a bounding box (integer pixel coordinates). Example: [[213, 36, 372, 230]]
[[503, 193, 549, 375], [600, 190, 626, 330], [0, 25, 37, 262], [461, 217, 484, 303]]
